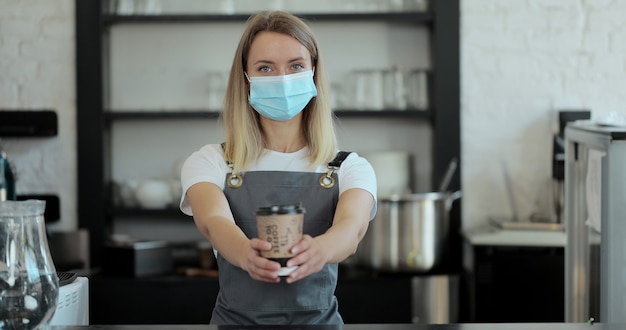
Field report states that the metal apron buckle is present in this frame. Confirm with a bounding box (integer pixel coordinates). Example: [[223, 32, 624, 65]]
[[319, 151, 352, 189], [226, 162, 243, 188], [319, 168, 336, 188]]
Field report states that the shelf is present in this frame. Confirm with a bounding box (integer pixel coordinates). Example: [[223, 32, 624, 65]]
[[101, 12, 433, 26], [104, 111, 221, 121], [104, 110, 431, 121], [0, 110, 58, 137], [334, 109, 431, 119]]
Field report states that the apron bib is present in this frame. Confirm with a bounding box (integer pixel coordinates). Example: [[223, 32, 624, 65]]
[[210, 166, 344, 325]]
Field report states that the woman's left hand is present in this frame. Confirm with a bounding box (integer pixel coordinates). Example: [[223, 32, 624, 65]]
[[282, 234, 331, 284]]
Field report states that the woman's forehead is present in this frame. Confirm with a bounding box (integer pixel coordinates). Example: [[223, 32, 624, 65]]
[[248, 31, 311, 63]]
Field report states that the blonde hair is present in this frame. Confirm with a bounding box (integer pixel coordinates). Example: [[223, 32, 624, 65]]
[[221, 11, 338, 173]]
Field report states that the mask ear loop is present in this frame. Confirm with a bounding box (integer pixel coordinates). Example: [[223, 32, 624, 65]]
[[244, 72, 252, 99]]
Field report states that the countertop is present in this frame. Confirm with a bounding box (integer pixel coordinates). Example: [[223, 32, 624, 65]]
[[47, 323, 618, 330], [463, 223, 566, 247]]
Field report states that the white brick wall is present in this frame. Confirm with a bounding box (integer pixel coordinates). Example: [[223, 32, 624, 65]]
[[2, 0, 624, 233], [0, 0, 76, 231], [461, 0, 626, 228]]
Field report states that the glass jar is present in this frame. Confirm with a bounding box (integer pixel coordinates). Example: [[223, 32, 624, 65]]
[[0, 200, 59, 329]]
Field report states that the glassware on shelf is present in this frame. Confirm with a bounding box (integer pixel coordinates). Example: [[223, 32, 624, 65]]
[[111, 0, 162, 15], [115, 0, 135, 15], [351, 69, 384, 111], [0, 200, 59, 330], [207, 71, 229, 111], [404, 0, 429, 11], [156, 0, 234, 15], [343, 67, 429, 111], [383, 67, 407, 110], [405, 69, 429, 110]]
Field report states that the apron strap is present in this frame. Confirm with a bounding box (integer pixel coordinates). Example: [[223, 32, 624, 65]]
[[328, 151, 351, 168], [221, 142, 241, 188], [320, 151, 351, 189], [222, 144, 351, 190]]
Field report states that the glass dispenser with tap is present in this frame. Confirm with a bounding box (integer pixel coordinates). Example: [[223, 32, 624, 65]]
[[0, 140, 17, 201], [0, 200, 59, 329]]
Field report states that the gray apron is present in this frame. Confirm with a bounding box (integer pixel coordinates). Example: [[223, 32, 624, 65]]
[[210, 153, 349, 325]]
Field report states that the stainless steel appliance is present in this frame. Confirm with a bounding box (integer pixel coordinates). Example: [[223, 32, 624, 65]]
[[564, 120, 626, 323], [553, 111, 591, 224]]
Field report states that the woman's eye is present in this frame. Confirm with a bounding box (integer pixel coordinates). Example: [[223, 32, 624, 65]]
[[291, 64, 304, 70], [259, 66, 271, 73]]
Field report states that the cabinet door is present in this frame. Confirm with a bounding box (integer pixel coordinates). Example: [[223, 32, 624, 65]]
[[469, 246, 564, 322], [90, 277, 219, 324]]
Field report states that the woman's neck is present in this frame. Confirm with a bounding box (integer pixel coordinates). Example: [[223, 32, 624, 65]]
[[260, 116, 307, 153]]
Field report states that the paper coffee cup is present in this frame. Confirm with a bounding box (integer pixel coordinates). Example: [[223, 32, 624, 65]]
[[256, 202, 305, 273]]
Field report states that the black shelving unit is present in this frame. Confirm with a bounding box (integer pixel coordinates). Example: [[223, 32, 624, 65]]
[[76, 0, 460, 272], [101, 12, 433, 24]]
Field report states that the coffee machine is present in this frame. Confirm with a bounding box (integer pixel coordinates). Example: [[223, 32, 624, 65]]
[[552, 110, 591, 223]]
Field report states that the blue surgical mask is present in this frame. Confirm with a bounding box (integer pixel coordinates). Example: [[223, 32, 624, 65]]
[[246, 70, 318, 121]]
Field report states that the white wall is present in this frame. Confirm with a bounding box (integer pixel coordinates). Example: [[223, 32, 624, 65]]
[[461, 0, 626, 228], [2, 0, 625, 234], [0, 0, 76, 231]]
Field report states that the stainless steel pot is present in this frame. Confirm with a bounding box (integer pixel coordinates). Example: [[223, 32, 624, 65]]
[[357, 191, 462, 272]]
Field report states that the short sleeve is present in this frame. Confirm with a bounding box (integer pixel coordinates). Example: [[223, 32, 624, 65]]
[[179, 144, 229, 216], [337, 152, 378, 220]]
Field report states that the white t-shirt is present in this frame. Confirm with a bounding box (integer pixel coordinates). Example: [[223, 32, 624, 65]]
[[179, 144, 377, 219]]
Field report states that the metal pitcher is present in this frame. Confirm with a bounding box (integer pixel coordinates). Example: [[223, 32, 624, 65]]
[[0, 200, 59, 329], [357, 191, 462, 272]]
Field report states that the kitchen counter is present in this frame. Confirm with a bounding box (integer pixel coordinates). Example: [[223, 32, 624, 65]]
[[47, 323, 617, 330]]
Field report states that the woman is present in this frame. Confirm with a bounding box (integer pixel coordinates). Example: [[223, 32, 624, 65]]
[[180, 10, 376, 325]]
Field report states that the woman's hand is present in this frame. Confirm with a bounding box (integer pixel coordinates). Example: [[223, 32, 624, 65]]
[[282, 234, 332, 284], [244, 238, 282, 283], [281, 188, 374, 284], [187, 183, 285, 283]]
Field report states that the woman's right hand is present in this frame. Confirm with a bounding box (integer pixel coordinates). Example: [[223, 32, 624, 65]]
[[245, 238, 282, 283], [186, 182, 282, 283]]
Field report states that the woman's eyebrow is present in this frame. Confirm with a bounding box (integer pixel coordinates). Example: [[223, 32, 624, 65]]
[[288, 56, 306, 62], [252, 57, 307, 65], [252, 59, 274, 65]]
